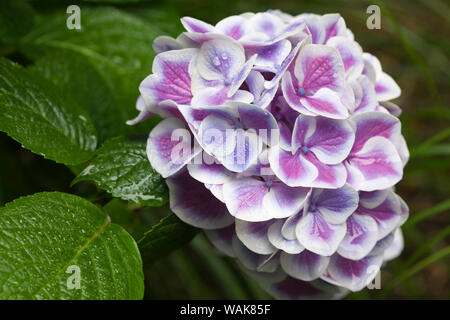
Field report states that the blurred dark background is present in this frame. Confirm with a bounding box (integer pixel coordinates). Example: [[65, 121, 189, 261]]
[[0, 0, 449, 299]]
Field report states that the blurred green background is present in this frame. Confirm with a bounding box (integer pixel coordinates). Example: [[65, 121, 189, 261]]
[[0, 0, 448, 299]]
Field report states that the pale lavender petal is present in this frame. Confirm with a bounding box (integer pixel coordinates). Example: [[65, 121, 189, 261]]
[[127, 96, 153, 125], [147, 117, 199, 178], [337, 214, 378, 260], [281, 209, 304, 240], [264, 37, 310, 90], [321, 13, 347, 42], [379, 101, 402, 117], [383, 228, 404, 262], [359, 189, 390, 209], [280, 251, 330, 281], [296, 210, 347, 256], [214, 15, 248, 40], [197, 38, 245, 81], [281, 72, 316, 115], [246, 40, 291, 72], [235, 219, 276, 254], [228, 54, 257, 97], [167, 170, 233, 229], [222, 129, 263, 173], [153, 35, 183, 54], [222, 177, 272, 222]]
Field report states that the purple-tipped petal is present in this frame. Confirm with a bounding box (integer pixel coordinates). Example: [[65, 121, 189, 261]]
[[303, 153, 347, 189], [268, 220, 305, 254], [327, 36, 363, 79], [205, 224, 236, 257], [263, 183, 310, 219], [281, 209, 304, 240], [181, 16, 214, 33], [214, 15, 248, 40], [232, 236, 279, 272], [326, 254, 383, 291], [167, 170, 233, 229], [187, 160, 234, 185], [375, 72, 401, 101], [300, 88, 349, 119], [269, 146, 318, 187], [346, 136, 403, 191], [280, 250, 330, 281], [235, 219, 276, 254], [153, 35, 184, 54], [293, 116, 355, 164], [383, 228, 404, 261], [296, 210, 347, 256], [357, 190, 402, 239], [337, 214, 378, 260], [247, 40, 291, 72], [147, 117, 199, 178], [353, 75, 377, 114]]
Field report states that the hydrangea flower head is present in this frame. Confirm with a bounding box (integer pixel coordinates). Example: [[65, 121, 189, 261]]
[[130, 10, 409, 299]]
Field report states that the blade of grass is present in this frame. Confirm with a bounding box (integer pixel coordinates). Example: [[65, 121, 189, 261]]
[[403, 199, 450, 229], [410, 128, 450, 157]]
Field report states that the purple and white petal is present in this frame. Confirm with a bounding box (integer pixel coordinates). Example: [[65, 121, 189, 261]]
[[187, 161, 233, 184], [346, 137, 403, 191], [127, 96, 153, 125], [181, 16, 214, 33], [140, 48, 197, 106], [269, 146, 318, 187], [294, 44, 345, 93], [326, 253, 383, 291], [214, 15, 249, 40], [296, 210, 347, 256], [147, 117, 199, 178], [312, 185, 359, 224], [375, 72, 401, 101], [281, 209, 304, 240], [280, 250, 330, 281], [222, 177, 272, 222], [235, 219, 276, 254], [232, 236, 279, 272], [268, 220, 305, 254], [197, 38, 246, 81], [337, 214, 378, 260], [300, 88, 349, 119], [357, 190, 402, 239], [295, 116, 355, 164], [205, 224, 236, 257], [152, 35, 184, 54], [303, 153, 347, 189], [167, 170, 233, 229], [281, 72, 316, 115], [263, 183, 310, 219], [326, 36, 363, 79]]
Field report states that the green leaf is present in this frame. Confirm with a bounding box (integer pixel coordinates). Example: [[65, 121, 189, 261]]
[[21, 7, 164, 136], [0, 192, 144, 299], [137, 213, 199, 265], [32, 50, 130, 143], [0, 58, 97, 165], [73, 137, 168, 206]]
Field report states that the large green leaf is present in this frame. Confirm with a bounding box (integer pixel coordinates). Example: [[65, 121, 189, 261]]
[[137, 213, 199, 265], [73, 137, 168, 206], [32, 50, 129, 143], [0, 58, 97, 165], [0, 192, 144, 299], [22, 7, 165, 136]]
